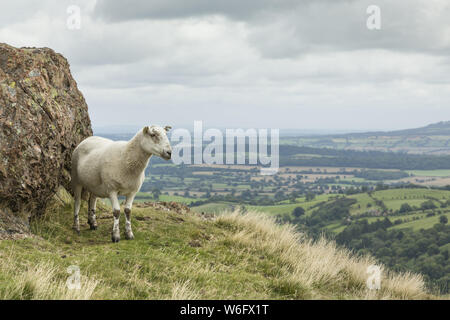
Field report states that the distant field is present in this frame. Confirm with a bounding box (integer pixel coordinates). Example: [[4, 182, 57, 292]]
[[134, 193, 196, 204], [191, 194, 337, 217], [348, 193, 376, 215], [190, 188, 450, 237], [352, 212, 426, 224], [374, 188, 450, 201], [348, 188, 450, 215], [193, 189, 450, 221], [280, 129, 450, 155], [247, 194, 334, 216], [246, 203, 305, 216], [407, 170, 450, 177], [391, 212, 450, 231]]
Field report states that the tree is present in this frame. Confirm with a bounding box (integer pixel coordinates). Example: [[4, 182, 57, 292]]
[[305, 192, 316, 201], [152, 188, 162, 200], [399, 203, 413, 213], [274, 190, 285, 201], [421, 200, 437, 211], [292, 207, 305, 218], [439, 215, 448, 225], [427, 244, 440, 255]]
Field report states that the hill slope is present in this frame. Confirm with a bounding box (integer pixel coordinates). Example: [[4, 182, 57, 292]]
[[0, 193, 432, 300], [282, 121, 450, 155], [296, 121, 450, 139], [351, 121, 450, 137]]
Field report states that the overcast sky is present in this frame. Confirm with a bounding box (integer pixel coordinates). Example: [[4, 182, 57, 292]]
[[1, 0, 450, 132]]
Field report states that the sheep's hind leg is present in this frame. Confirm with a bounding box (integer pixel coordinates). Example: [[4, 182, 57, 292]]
[[73, 185, 82, 234], [124, 194, 135, 240], [109, 192, 121, 243], [88, 194, 98, 230]]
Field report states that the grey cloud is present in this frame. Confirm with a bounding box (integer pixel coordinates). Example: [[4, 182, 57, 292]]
[[1, 0, 449, 130], [247, 0, 450, 58], [93, 0, 303, 21], [94, 0, 450, 57]]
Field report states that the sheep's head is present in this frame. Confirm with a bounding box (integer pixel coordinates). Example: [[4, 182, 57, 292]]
[[141, 125, 172, 160]]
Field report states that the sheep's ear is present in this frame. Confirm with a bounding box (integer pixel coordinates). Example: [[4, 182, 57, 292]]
[[145, 126, 158, 137], [164, 125, 172, 132]]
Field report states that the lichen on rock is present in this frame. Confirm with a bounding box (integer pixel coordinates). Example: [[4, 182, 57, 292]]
[[0, 43, 92, 237]]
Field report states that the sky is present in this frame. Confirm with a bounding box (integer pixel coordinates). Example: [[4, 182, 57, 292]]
[[1, 0, 450, 132]]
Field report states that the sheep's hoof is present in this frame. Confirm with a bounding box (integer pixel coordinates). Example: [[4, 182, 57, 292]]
[[125, 232, 134, 240], [88, 223, 98, 230], [111, 233, 120, 243], [72, 227, 80, 235]]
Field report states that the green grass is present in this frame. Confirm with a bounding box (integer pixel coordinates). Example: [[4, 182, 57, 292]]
[[325, 223, 346, 234], [0, 201, 300, 299], [348, 193, 377, 215]]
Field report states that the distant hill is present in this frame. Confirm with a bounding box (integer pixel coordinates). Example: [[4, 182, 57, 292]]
[[282, 121, 450, 155], [336, 121, 450, 138], [97, 122, 450, 155]]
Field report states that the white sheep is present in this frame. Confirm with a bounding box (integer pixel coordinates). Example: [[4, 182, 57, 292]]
[[71, 125, 172, 242]]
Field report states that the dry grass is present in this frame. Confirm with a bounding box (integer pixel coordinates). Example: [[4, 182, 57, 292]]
[[170, 280, 200, 300], [0, 252, 99, 300], [216, 210, 430, 300]]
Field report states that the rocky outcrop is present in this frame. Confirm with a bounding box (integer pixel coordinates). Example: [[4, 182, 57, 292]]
[[0, 43, 92, 237]]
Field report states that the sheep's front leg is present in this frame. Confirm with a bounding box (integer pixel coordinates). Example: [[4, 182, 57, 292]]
[[88, 194, 98, 230], [124, 194, 135, 240], [73, 185, 82, 234], [109, 192, 121, 243]]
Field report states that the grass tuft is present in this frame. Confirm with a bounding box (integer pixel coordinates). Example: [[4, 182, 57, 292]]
[[0, 254, 98, 300]]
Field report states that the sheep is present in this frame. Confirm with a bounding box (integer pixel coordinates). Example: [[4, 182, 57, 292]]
[[71, 125, 172, 242]]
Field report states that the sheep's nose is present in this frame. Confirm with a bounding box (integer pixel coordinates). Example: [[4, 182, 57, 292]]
[[166, 150, 172, 159]]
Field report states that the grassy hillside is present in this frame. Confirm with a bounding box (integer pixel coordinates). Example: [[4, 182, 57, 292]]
[[237, 188, 450, 233], [0, 192, 432, 300], [390, 212, 450, 231]]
